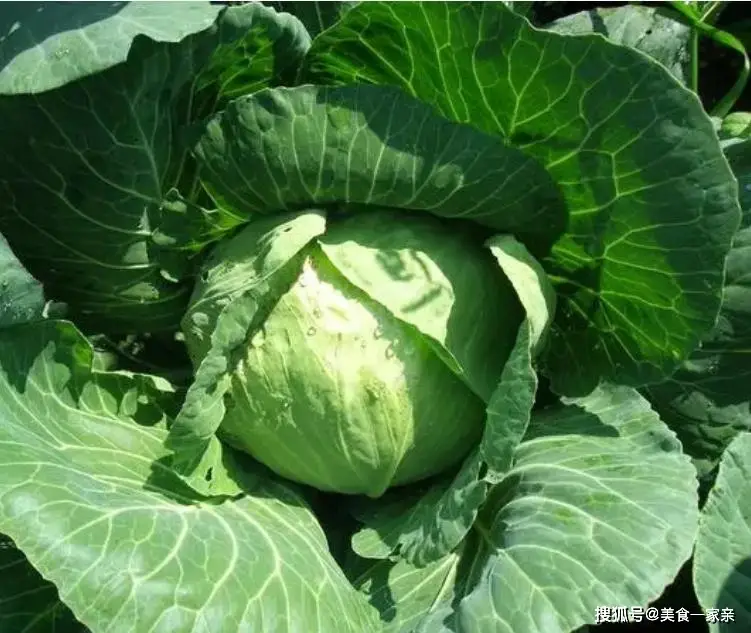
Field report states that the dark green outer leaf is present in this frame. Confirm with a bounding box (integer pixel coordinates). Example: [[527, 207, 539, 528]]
[[645, 117, 751, 479], [301, 1, 741, 396], [0, 4, 309, 333], [193, 83, 564, 243], [0, 2, 222, 94]]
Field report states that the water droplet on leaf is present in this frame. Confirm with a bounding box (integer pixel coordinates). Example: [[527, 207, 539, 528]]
[[307, 326, 317, 336], [365, 386, 380, 403], [192, 312, 209, 327], [251, 328, 266, 348]]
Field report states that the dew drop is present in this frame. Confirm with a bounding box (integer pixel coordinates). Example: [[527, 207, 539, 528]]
[[365, 386, 380, 403], [373, 326, 383, 339], [251, 328, 266, 348], [313, 308, 323, 318], [385, 345, 395, 359], [192, 312, 209, 327], [307, 326, 317, 336]]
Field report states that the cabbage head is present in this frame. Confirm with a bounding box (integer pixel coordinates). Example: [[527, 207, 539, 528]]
[[183, 209, 523, 497]]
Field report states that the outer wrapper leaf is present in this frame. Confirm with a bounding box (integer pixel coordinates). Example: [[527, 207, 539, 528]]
[[192, 83, 564, 244], [346, 542, 466, 633], [170, 211, 326, 497]]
